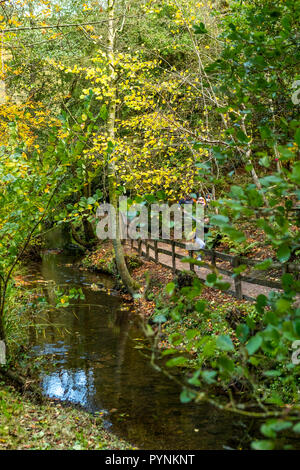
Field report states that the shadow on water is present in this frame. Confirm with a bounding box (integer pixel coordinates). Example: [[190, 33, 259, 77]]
[[28, 252, 257, 450]]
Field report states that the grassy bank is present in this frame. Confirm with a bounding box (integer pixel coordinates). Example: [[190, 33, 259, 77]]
[[0, 383, 133, 450]]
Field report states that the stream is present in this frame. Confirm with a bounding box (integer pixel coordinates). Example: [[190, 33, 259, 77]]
[[27, 252, 256, 450]]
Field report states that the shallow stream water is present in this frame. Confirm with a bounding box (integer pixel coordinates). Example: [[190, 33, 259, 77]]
[[28, 252, 256, 450]]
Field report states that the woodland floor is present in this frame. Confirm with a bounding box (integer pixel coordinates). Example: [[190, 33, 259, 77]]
[[0, 382, 133, 450]]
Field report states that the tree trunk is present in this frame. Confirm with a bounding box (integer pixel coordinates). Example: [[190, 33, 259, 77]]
[[82, 216, 95, 242], [0, 31, 6, 104], [241, 117, 269, 207], [106, 0, 140, 296], [0, 282, 7, 360], [0, 316, 5, 344]]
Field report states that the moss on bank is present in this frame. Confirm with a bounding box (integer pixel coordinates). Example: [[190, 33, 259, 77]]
[[0, 383, 134, 450]]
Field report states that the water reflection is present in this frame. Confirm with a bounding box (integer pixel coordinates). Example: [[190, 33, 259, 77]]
[[42, 369, 95, 408]]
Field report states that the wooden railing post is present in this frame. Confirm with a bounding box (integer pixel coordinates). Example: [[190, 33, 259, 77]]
[[154, 240, 158, 263], [189, 250, 195, 272], [172, 240, 176, 273], [146, 240, 150, 260], [282, 262, 288, 275], [232, 256, 242, 300], [211, 250, 216, 268]]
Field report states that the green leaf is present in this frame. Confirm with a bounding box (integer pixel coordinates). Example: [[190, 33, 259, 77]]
[[246, 335, 262, 355], [263, 370, 281, 377], [277, 244, 291, 263], [187, 370, 201, 386], [254, 259, 273, 271], [246, 189, 263, 208], [236, 324, 249, 343], [291, 162, 300, 183], [206, 273, 217, 284], [261, 424, 276, 439], [281, 273, 294, 290], [259, 156, 270, 168], [202, 370, 217, 384], [99, 104, 108, 121], [153, 314, 167, 323], [278, 145, 294, 160], [251, 440, 275, 450], [195, 300, 206, 313], [217, 355, 235, 372], [210, 214, 229, 226], [276, 298, 291, 314], [193, 22, 208, 34], [236, 129, 250, 143], [166, 356, 187, 367], [230, 186, 245, 199], [216, 335, 234, 351], [270, 421, 292, 432], [186, 329, 200, 340], [223, 227, 246, 242], [180, 388, 197, 403], [214, 281, 231, 291], [165, 282, 175, 296], [256, 294, 268, 314], [293, 422, 300, 433], [295, 128, 300, 147]]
